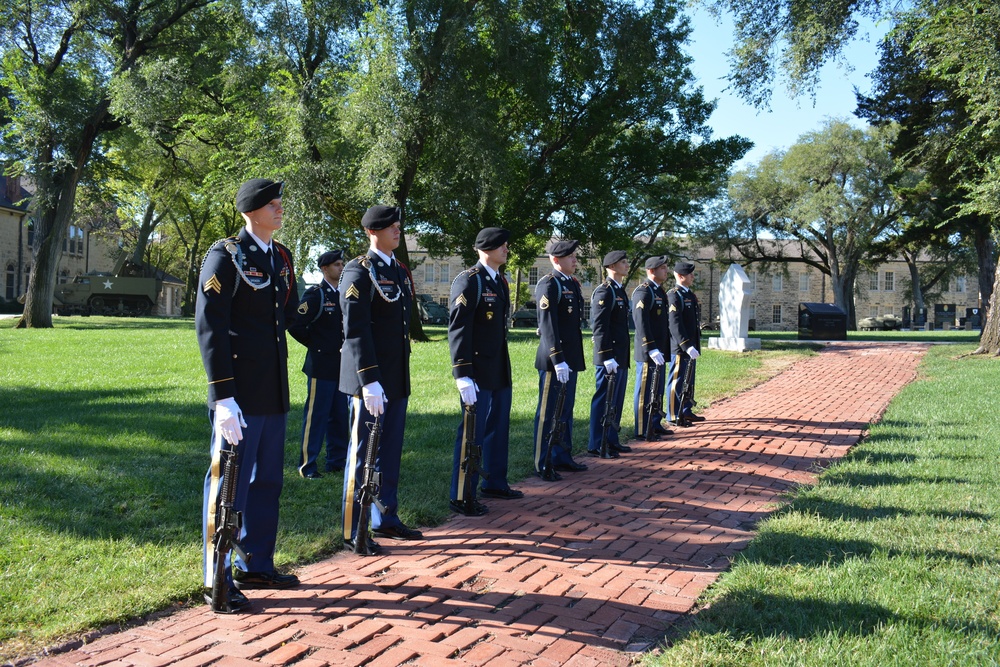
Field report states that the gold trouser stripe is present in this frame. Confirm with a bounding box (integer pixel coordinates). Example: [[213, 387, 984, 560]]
[[299, 377, 319, 476], [203, 431, 224, 588], [534, 372, 553, 470], [343, 398, 363, 540], [637, 364, 649, 434]]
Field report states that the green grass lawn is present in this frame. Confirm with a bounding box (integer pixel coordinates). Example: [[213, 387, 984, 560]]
[[648, 343, 1000, 667], [0, 316, 811, 660]]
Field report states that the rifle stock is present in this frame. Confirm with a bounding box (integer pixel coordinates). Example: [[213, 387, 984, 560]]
[[644, 363, 664, 441], [541, 379, 568, 481], [460, 403, 487, 512], [677, 355, 697, 425], [354, 416, 388, 556], [211, 438, 250, 613]]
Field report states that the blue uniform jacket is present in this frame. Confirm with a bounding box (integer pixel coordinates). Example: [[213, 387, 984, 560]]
[[338, 250, 413, 400], [448, 263, 512, 390], [288, 280, 343, 381], [590, 279, 631, 367], [534, 271, 586, 372], [631, 280, 670, 363], [667, 286, 701, 353]]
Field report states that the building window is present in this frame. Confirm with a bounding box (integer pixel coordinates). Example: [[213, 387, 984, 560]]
[[870, 271, 879, 291], [27, 221, 34, 247], [884, 271, 894, 292], [528, 267, 539, 285], [425, 263, 435, 283], [750, 272, 757, 291], [5, 264, 14, 300], [60, 269, 70, 284], [772, 274, 783, 292], [799, 273, 809, 292], [772, 304, 782, 324], [440, 264, 450, 283], [869, 305, 879, 318], [956, 275, 967, 293], [749, 305, 756, 322]]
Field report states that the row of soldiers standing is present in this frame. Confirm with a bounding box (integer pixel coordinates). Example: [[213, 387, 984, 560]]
[[193, 178, 703, 614]]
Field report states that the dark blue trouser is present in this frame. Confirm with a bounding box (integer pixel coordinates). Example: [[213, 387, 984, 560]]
[[588, 366, 628, 451], [298, 376, 349, 476], [533, 370, 578, 472], [202, 412, 287, 587], [450, 385, 514, 500], [342, 395, 408, 541]]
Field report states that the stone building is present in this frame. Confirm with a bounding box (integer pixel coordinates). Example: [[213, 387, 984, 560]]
[[405, 236, 982, 331]]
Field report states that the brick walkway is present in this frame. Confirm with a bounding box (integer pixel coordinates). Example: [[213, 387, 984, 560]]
[[31, 342, 927, 667]]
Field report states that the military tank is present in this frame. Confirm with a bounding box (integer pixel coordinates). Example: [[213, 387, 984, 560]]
[[55, 254, 162, 316]]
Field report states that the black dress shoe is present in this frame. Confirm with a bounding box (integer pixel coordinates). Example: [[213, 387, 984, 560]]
[[683, 412, 706, 422], [611, 443, 632, 453], [554, 460, 588, 472], [450, 499, 489, 516], [538, 468, 562, 481], [233, 569, 300, 590], [302, 471, 324, 479], [587, 449, 619, 459], [344, 536, 382, 556], [204, 586, 251, 614], [373, 524, 424, 540], [653, 424, 674, 436], [480, 487, 524, 500]]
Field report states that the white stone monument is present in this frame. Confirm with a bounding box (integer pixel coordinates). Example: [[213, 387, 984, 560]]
[[709, 263, 761, 352]]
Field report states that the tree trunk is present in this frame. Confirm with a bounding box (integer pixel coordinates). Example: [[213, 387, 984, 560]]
[[130, 199, 161, 266], [974, 224, 996, 316], [971, 260, 1000, 355]]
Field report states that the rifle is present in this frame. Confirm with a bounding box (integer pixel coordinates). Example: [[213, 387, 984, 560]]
[[460, 403, 488, 513], [677, 355, 697, 426], [598, 370, 618, 459], [541, 379, 568, 481], [211, 437, 250, 613], [354, 416, 388, 556], [643, 363, 665, 441]]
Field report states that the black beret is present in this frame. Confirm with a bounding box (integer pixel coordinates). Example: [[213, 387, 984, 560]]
[[644, 256, 667, 270], [475, 227, 510, 251], [235, 178, 283, 213], [545, 239, 579, 258], [674, 260, 696, 275], [318, 250, 343, 267], [603, 250, 627, 267], [361, 205, 401, 230]]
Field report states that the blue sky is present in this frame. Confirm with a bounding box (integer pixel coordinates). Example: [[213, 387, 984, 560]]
[[685, 7, 889, 167]]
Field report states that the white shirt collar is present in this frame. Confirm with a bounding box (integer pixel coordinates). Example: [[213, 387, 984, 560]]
[[479, 261, 498, 281], [246, 229, 271, 254], [372, 248, 394, 265]]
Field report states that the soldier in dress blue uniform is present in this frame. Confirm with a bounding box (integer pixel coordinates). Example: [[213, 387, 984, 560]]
[[447, 227, 524, 515], [339, 205, 422, 555], [667, 260, 705, 426], [533, 239, 588, 480], [197, 178, 300, 614], [587, 250, 632, 458], [288, 250, 349, 479], [631, 256, 673, 440]]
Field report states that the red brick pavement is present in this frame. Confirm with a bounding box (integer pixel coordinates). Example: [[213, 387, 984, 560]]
[[28, 342, 927, 667]]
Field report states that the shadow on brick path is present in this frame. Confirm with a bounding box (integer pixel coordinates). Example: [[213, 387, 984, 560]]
[[28, 342, 928, 667]]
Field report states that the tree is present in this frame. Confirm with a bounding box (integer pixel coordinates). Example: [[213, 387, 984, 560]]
[[1, 0, 218, 328], [707, 119, 902, 328]]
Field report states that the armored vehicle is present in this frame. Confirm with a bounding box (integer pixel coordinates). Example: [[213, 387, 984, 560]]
[[55, 254, 162, 316]]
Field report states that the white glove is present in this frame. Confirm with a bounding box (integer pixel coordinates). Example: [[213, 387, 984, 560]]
[[603, 359, 619, 374], [687, 347, 701, 360], [215, 397, 247, 445], [649, 349, 665, 366], [362, 381, 386, 416], [554, 362, 570, 384], [456, 377, 478, 406]]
